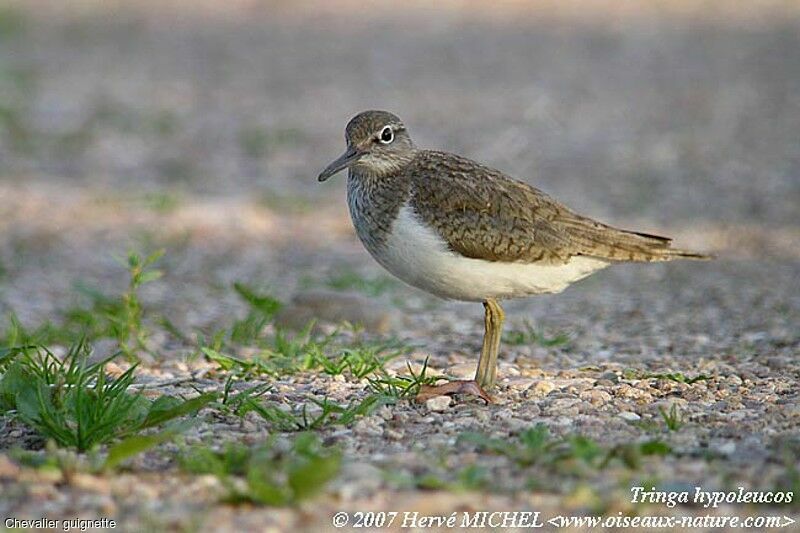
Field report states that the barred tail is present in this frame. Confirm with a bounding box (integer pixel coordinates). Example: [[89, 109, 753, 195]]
[[563, 217, 713, 262]]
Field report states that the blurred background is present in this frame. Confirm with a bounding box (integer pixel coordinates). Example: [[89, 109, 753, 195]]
[[1, 2, 799, 527], [0, 0, 798, 329]]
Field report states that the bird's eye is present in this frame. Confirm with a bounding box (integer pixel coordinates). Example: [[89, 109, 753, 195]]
[[378, 126, 394, 144]]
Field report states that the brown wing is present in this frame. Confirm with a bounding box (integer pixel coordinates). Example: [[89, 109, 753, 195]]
[[407, 151, 710, 263]]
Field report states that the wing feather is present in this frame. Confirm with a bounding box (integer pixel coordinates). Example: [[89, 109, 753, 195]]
[[407, 151, 710, 263]]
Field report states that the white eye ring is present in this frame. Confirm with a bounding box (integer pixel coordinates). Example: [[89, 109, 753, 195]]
[[378, 126, 394, 144]]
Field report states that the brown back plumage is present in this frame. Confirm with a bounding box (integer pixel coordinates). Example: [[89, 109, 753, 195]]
[[407, 150, 711, 264]]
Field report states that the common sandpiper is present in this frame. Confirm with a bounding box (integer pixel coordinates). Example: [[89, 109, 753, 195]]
[[318, 110, 710, 401]]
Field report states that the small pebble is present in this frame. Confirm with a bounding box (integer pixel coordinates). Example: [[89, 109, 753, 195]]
[[425, 396, 453, 411], [529, 380, 557, 398]]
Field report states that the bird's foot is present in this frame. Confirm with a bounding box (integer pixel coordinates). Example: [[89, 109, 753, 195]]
[[416, 380, 493, 404]]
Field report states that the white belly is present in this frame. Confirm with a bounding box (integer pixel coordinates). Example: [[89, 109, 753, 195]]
[[371, 205, 609, 301]]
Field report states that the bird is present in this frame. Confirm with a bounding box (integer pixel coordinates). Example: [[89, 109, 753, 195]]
[[318, 110, 710, 401]]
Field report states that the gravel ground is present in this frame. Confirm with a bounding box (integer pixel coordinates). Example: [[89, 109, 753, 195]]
[[1, 2, 799, 531]]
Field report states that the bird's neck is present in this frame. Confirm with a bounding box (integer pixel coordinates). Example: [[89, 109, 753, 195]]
[[346, 167, 410, 254]]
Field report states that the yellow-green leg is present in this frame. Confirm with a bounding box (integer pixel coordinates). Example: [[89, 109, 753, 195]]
[[415, 299, 503, 404], [475, 298, 505, 389]]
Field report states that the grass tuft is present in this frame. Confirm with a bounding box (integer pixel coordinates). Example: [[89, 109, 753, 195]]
[[503, 320, 571, 347], [458, 424, 673, 476], [0, 342, 215, 452], [366, 357, 440, 399], [1, 249, 165, 361], [228, 282, 283, 345], [236, 393, 393, 431], [658, 403, 684, 431], [179, 433, 341, 506], [324, 270, 397, 297]]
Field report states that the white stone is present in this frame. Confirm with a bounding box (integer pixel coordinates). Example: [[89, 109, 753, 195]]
[[425, 396, 453, 412]]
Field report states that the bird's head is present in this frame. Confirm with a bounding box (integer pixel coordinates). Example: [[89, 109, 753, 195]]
[[318, 110, 416, 182]]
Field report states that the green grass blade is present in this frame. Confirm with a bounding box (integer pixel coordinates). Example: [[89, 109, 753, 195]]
[[104, 422, 190, 470], [138, 392, 216, 430]]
